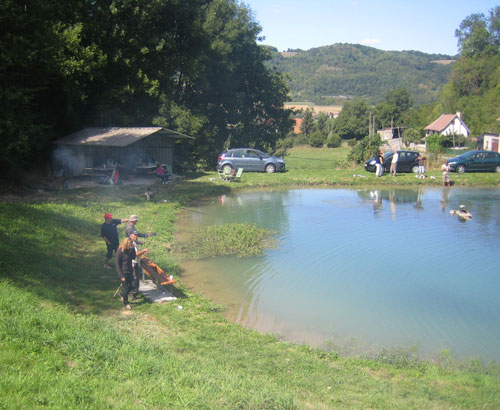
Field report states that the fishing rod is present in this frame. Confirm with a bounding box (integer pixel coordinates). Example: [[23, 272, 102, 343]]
[[178, 206, 212, 216]]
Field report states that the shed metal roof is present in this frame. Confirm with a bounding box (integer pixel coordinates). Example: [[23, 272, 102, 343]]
[[55, 127, 194, 147]]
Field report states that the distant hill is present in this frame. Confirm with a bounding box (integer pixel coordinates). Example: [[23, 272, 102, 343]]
[[266, 43, 455, 106]]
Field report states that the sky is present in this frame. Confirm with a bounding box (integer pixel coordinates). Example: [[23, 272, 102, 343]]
[[242, 0, 500, 55]]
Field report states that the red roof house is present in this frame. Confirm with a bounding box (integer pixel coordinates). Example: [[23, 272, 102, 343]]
[[424, 112, 470, 138]]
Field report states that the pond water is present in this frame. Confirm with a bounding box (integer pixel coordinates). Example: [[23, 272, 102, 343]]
[[178, 187, 500, 360]]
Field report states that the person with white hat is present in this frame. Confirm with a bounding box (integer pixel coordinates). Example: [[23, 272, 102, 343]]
[[124, 215, 153, 298], [124, 214, 153, 241]]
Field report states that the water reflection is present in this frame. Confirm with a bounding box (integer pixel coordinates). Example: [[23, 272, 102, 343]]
[[440, 187, 451, 212], [179, 187, 500, 360]]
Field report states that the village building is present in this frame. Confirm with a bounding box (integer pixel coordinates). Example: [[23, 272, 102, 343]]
[[482, 133, 500, 153], [424, 112, 470, 139], [377, 127, 406, 141], [53, 127, 194, 177], [293, 118, 303, 133]]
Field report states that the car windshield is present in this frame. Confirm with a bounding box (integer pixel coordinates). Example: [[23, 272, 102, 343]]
[[384, 151, 393, 159], [459, 152, 475, 159], [255, 150, 270, 158]]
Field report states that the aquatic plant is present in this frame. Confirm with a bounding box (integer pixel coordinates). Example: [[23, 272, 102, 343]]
[[183, 223, 278, 258]]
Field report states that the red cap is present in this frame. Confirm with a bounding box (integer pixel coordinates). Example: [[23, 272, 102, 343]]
[[104, 213, 113, 219]]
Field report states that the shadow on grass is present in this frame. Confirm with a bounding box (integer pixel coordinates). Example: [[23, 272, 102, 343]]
[[0, 186, 203, 314]]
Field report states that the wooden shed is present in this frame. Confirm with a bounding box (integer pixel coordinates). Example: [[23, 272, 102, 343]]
[[53, 127, 194, 176]]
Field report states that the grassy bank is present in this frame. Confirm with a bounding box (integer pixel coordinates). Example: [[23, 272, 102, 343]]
[[196, 146, 500, 189], [1, 147, 500, 409]]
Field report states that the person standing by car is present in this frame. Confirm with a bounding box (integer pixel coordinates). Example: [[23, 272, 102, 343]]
[[390, 150, 399, 177], [441, 162, 451, 187], [417, 154, 426, 178], [375, 150, 384, 177]]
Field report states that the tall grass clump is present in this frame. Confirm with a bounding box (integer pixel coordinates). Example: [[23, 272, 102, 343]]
[[183, 223, 278, 258]]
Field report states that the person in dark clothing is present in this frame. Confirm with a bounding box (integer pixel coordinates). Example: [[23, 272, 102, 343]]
[[124, 214, 153, 295], [375, 150, 384, 177], [101, 213, 129, 269], [115, 233, 148, 309]]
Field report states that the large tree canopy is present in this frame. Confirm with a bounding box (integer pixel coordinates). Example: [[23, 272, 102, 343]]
[[431, 5, 500, 135], [375, 88, 413, 129], [0, 0, 292, 176], [333, 98, 370, 140]]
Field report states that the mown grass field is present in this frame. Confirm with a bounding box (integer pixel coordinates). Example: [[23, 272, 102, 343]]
[[1, 147, 499, 409]]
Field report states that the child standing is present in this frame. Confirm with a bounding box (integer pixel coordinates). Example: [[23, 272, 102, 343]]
[[441, 162, 451, 187], [417, 154, 426, 178]]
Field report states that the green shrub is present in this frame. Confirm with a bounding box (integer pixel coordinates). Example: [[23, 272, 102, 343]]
[[308, 131, 324, 148], [326, 133, 342, 148], [402, 128, 422, 146], [294, 133, 309, 146], [347, 134, 381, 164], [347, 138, 357, 147], [426, 134, 445, 154]]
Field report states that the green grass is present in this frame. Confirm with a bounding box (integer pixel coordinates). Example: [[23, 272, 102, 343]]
[[197, 146, 500, 188], [285, 146, 352, 170], [1, 147, 500, 409]]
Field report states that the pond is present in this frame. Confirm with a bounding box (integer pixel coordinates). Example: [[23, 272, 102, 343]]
[[177, 187, 500, 360]]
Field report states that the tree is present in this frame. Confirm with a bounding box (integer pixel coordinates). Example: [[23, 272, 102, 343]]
[[0, 0, 101, 176], [455, 13, 495, 58], [333, 98, 370, 140], [0, 0, 293, 176], [300, 108, 315, 135], [402, 128, 422, 146], [432, 6, 500, 136], [347, 134, 381, 164], [315, 112, 328, 137], [375, 88, 412, 128]]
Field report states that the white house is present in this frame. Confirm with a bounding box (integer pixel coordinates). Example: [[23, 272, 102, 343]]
[[424, 112, 470, 138], [483, 133, 500, 153]]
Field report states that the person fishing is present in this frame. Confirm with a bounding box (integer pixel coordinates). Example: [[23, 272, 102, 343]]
[[115, 233, 148, 310], [101, 213, 129, 269], [124, 214, 154, 297], [124, 214, 153, 242]]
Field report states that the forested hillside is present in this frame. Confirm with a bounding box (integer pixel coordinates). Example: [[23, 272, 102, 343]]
[[268, 44, 455, 105]]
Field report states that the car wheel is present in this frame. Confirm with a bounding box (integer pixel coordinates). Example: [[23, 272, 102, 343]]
[[411, 165, 419, 173], [456, 164, 466, 173], [495, 165, 500, 173], [223, 164, 233, 173], [265, 163, 276, 173]]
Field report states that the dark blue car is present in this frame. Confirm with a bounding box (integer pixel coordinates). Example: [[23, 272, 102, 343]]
[[364, 150, 420, 173], [447, 150, 500, 173]]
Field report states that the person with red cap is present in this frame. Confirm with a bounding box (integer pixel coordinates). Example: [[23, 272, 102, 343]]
[[101, 213, 129, 269]]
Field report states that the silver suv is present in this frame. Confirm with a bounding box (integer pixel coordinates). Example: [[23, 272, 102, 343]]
[[217, 148, 286, 173]]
